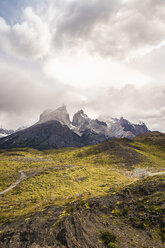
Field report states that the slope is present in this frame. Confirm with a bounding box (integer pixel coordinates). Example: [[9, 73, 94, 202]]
[[0, 120, 85, 150], [0, 132, 164, 247]]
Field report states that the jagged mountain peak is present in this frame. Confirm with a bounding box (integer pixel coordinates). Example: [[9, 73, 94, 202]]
[[72, 109, 89, 127], [0, 105, 150, 149], [74, 109, 88, 118], [51, 106, 149, 140], [38, 105, 71, 127], [56, 104, 67, 112]]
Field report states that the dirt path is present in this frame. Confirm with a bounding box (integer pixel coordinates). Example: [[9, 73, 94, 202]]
[[0, 171, 27, 195], [126, 170, 165, 187], [150, 171, 165, 176], [0, 165, 74, 195]]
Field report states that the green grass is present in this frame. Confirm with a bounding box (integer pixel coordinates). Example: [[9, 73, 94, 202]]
[[0, 132, 165, 224], [133, 141, 165, 170]]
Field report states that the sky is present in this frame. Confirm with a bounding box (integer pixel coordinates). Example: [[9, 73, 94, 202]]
[[0, 0, 165, 131]]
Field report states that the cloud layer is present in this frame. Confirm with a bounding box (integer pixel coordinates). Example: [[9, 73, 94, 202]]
[[0, 0, 165, 131], [54, 0, 165, 59], [1, 0, 165, 60]]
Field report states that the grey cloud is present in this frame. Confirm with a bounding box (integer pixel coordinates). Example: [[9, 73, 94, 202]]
[[1, 0, 165, 61], [56, 0, 120, 37], [54, 0, 165, 59], [54, 0, 120, 49]]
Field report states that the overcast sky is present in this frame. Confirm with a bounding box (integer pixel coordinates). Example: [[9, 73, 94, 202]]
[[0, 0, 165, 131]]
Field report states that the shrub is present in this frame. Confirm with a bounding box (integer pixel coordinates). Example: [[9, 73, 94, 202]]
[[99, 230, 116, 246], [112, 209, 120, 216], [108, 242, 119, 248]]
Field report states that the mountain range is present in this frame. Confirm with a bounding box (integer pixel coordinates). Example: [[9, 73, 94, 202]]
[[0, 105, 149, 150], [0, 128, 14, 138]]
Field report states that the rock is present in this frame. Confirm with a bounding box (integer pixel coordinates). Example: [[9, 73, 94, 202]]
[[38, 105, 71, 127]]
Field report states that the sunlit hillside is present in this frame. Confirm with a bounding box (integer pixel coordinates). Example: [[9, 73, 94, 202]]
[[0, 132, 164, 223]]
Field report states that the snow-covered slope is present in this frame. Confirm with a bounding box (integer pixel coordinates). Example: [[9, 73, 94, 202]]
[[0, 128, 14, 139]]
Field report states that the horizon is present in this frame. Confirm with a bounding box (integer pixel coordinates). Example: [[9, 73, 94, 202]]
[[0, 0, 165, 131]]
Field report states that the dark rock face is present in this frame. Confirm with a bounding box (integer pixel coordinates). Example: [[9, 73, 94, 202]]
[[0, 121, 85, 150], [72, 110, 108, 144], [95, 119, 107, 127], [72, 110, 88, 128], [81, 130, 107, 145], [119, 117, 149, 136]]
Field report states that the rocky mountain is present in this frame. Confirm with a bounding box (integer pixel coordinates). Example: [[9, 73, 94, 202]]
[[16, 126, 29, 132], [98, 116, 149, 139], [72, 110, 108, 144], [0, 128, 14, 139], [37, 105, 71, 128], [36, 106, 150, 140], [0, 121, 85, 150], [0, 105, 150, 149], [72, 109, 149, 140]]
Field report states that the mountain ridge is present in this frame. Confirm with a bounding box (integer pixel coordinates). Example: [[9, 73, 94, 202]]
[[0, 105, 150, 149]]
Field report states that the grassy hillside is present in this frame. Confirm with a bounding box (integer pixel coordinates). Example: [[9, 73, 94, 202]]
[[0, 131, 164, 226], [0, 175, 164, 247]]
